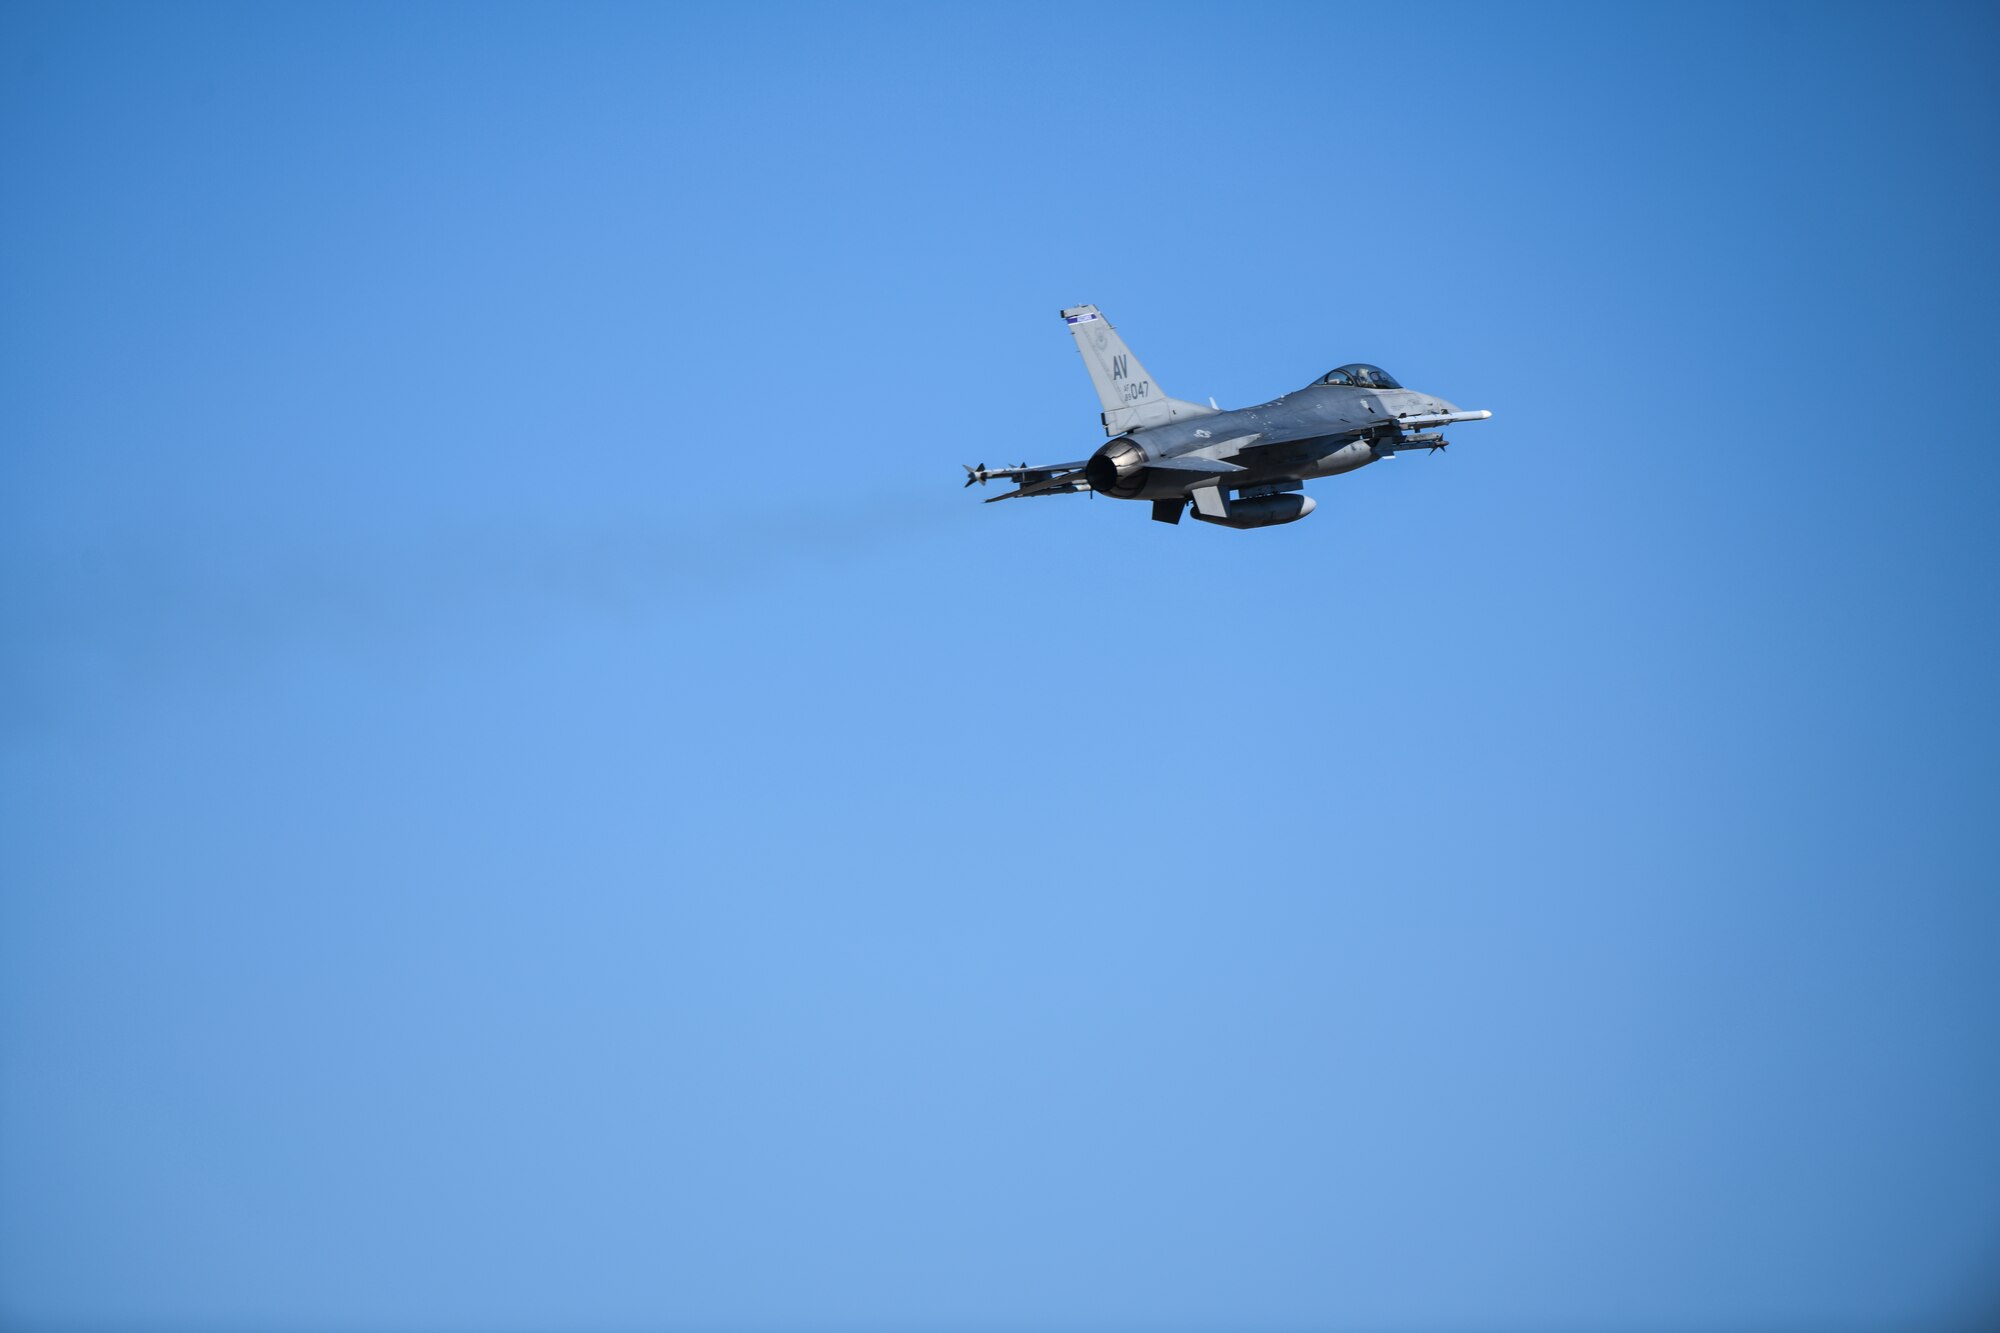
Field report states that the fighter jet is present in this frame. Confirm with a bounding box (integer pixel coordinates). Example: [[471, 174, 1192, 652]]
[[964, 305, 1493, 528]]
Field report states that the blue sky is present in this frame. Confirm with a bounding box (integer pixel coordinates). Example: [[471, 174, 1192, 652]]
[[3, 3, 1997, 1329]]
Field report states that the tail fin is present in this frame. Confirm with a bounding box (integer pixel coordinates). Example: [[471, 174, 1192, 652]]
[[1062, 305, 1218, 435]]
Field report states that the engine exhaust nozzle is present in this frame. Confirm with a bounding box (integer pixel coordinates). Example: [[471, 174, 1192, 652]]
[[1086, 437, 1147, 498]]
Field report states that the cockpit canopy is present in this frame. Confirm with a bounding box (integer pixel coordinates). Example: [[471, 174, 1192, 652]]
[[1319, 363, 1402, 390]]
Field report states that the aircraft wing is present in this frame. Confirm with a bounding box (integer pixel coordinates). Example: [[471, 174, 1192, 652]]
[[963, 460, 1091, 502], [1207, 433, 1266, 457]]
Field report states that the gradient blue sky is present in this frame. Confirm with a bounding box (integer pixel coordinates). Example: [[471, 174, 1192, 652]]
[[4, 3, 1998, 1330]]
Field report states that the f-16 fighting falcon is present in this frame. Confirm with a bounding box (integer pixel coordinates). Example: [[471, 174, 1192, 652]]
[[963, 305, 1493, 529]]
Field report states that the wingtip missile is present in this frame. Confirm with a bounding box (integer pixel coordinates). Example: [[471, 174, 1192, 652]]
[[1394, 409, 1493, 429]]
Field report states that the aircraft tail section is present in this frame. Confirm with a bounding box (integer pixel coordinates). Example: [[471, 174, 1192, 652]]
[[1062, 305, 1218, 435]]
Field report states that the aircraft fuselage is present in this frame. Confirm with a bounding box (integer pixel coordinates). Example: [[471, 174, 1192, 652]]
[[1086, 382, 1468, 502]]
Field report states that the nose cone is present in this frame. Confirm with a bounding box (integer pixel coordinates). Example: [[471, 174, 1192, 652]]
[[1086, 437, 1147, 498]]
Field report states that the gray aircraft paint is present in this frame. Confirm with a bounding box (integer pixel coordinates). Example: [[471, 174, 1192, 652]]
[[1061, 304, 1220, 435], [963, 305, 1492, 528]]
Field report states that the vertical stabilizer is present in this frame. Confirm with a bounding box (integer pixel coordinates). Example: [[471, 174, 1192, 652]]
[[1061, 305, 1218, 435]]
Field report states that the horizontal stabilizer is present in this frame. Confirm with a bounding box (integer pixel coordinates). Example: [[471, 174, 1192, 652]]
[[1144, 455, 1245, 475]]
